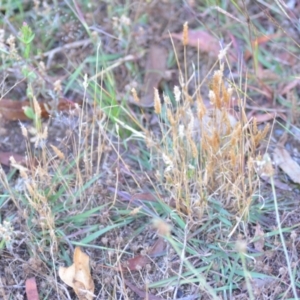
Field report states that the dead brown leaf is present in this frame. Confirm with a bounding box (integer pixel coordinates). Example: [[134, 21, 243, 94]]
[[25, 277, 40, 300], [248, 83, 274, 102], [139, 45, 167, 107], [257, 68, 280, 81], [273, 147, 300, 184], [125, 254, 150, 271], [124, 280, 164, 300], [121, 238, 167, 271], [247, 111, 286, 123], [280, 79, 300, 96], [131, 192, 159, 202], [0, 152, 27, 167], [259, 175, 292, 191], [278, 51, 298, 66], [0, 98, 79, 121], [59, 247, 94, 300], [170, 29, 220, 56]]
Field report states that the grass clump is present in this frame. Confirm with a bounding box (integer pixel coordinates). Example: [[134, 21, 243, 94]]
[[150, 47, 269, 222]]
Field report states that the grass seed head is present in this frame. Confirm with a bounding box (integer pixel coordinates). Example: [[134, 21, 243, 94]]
[[50, 144, 65, 160], [163, 94, 171, 105], [209, 90, 216, 106], [33, 96, 41, 119], [182, 22, 189, 46], [218, 42, 231, 61], [167, 108, 175, 126], [153, 218, 171, 237], [196, 95, 207, 120], [20, 122, 28, 138], [154, 88, 161, 114], [7, 34, 20, 60], [187, 135, 198, 158], [174, 85, 181, 102], [53, 79, 62, 94], [131, 87, 140, 103]]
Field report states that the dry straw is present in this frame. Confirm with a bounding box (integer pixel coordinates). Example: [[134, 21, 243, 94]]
[[148, 22, 270, 218]]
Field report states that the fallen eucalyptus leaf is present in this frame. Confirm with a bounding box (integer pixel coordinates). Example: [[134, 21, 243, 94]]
[[139, 45, 167, 107], [59, 247, 94, 300], [273, 147, 300, 184], [170, 29, 220, 56]]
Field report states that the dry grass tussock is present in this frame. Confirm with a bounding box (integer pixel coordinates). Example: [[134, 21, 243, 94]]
[[148, 28, 269, 223]]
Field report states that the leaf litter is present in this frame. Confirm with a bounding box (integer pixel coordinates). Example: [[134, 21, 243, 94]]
[[121, 237, 166, 271], [0, 98, 79, 121], [273, 146, 300, 184], [170, 29, 220, 56], [58, 247, 95, 300], [139, 44, 168, 107], [0, 151, 27, 167], [0, 1, 300, 299]]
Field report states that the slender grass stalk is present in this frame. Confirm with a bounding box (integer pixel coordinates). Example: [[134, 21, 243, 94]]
[[167, 235, 220, 300], [237, 240, 254, 300], [270, 175, 299, 299]]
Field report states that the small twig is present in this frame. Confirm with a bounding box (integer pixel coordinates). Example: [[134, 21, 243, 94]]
[[90, 54, 138, 81], [34, 39, 92, 60], [270, 175, 299, 300], [173, 223, 188, 299]]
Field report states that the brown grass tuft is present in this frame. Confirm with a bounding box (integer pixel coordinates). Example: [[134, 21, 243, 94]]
[[149, 57, 269, 219]]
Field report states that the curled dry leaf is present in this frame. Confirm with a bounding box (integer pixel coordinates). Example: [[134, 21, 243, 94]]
[[273, 147, 300, 184], [170, 29, 220, 56], [121, 238, 167, 271], [59, 247, 94, 300], [125, 254, 150, 271]]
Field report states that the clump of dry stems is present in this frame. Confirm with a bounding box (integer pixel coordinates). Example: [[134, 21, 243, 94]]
[[0, 99, 59, 251], [150, 23, 269, 220], [0, 90, 107, 253]]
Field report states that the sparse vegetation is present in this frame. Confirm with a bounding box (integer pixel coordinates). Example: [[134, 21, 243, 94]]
[[0, 1, 299, 299]]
